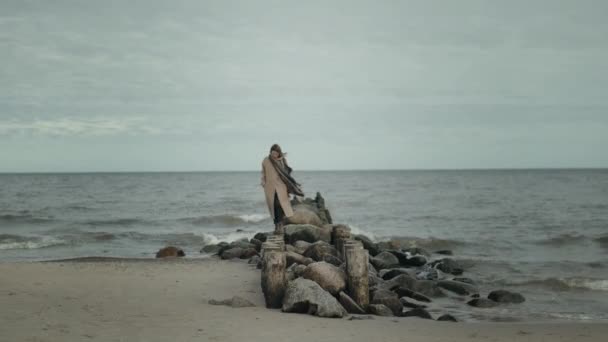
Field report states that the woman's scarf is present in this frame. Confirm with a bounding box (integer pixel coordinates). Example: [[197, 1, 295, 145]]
[[269, 155, 305, 197]]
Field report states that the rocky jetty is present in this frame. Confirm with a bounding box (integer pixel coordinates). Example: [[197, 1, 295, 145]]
[[197, 192, 526, 321]]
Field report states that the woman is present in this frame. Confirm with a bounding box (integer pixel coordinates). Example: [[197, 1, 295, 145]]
[[260, 144, 304, 235]]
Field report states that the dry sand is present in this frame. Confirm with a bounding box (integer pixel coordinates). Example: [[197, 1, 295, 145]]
[[0, 258, 606, 342]]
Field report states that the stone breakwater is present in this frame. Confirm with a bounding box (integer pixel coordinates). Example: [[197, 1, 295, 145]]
[[156, 193, 525, 321]]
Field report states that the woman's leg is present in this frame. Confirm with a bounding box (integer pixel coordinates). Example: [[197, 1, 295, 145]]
[[273, 191, 285, 235]]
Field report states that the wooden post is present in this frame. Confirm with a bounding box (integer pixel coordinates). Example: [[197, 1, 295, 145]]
[[332, 225, 351, 260], [345, 241, 369, 309], [261, 250, 287, 309]]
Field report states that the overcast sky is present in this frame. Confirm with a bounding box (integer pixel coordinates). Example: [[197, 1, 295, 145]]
[[1, 0, 607, 172]]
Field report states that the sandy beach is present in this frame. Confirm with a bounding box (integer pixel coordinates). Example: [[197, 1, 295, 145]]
[[0, 258, 606, 342]]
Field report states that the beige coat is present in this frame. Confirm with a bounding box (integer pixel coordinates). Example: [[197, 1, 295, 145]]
[[261, 156, 294, 220]]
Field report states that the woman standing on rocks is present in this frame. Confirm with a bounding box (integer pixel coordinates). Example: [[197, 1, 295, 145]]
[[261, 144, 304, 235]]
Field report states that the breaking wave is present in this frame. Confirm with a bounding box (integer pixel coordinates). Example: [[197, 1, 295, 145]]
[[0, 234, 68, 250], [504, 277, 608, 292], [179, 213, 269, 226]]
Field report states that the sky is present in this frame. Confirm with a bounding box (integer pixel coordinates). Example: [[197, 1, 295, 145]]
[[1, 0, 607, 172]]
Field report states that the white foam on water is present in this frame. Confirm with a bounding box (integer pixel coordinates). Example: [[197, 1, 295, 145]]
[[237, 213, 269, 223], [0, 236, 67, 250]]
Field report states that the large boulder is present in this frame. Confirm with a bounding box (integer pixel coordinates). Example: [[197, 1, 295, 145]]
[[220, 247, 244, 260], [402, 308, 433, 320], [467, 298, 499, 308], [285, 206, 324, 227], [200, 244, 223, 254], [380, 268, 416, 281], [286, 251, 314, 267], [371, 289, 403, 316], [292, 240, 312, 255], [354, 235, 380, 256], [303, 241, 338, 262], [156, 246, 185, 258], [284, 224, 331, 244], [488, 290, 525, 304], [431, 258, 464, 275], [253, 232, 272, 242], [370, 252, 400, 270], [368, 304, 393, 317], [394, 287, 432, 303], [302, 262, 347, 295], [282, 278, 346, 318], [338, 292, 366, 314], [412, 280, 445, 298]]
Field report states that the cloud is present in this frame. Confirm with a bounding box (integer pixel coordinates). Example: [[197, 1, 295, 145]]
[[0, 117, 154, 136]]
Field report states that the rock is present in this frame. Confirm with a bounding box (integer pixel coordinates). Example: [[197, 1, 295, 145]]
[[399, 297, 428, 309], [338, 292, 366, 314], [292, 240, 312, 255], [282, 278, 346, 318], [302, 262, 347, 295], [200, 244, 222, 254], [415, 265, 442, 281], [253, 232, 271, 242], [248, 255, 261, 265], [285, 244, 297, 253], [285, 206, 324, 228], [431, 258, 464, 276], [377, 240, 402, 252], [394, 287, 432, 303], [369, 274, 383, 287], [371, 289, 403, 316], [437, 280, 479, 296], [354, 235, 380, 256], [348, 315, 375, 321], [220, 247, 244, 260], [368, 304, 394, 317], [239, 248, 258, 259], [412, 280, 445, 298], [293, 264, 307, 278], [286, 264, 298, 281], [230, 238, 254, 250], [156, 246, 185, 258], [382, 274, 417, 292], [437, 314, 458, 322], [286, 251, 314, 267], [370, 252, 400, 270], [403, 308, 433, 320], [434, 250, 453, 256], [402, 255, 427, 267], [467, 298, 499, 308], [303, 241, 338, 262], [322, 254, 343, 267], [208, 296, 255, 308], [380, 268, 415, 281], [284, 224, 330, 244], [249, 238, 263, 252], [488, 290, 525, 304]]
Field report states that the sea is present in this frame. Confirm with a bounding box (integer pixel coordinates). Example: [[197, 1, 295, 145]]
[[1, 169, 607, 322]]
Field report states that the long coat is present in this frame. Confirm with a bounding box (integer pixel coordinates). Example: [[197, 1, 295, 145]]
[[261, 156, 294, 220]]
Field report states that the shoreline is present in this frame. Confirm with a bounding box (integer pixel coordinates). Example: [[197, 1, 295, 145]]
[[1, 259, 607, 342]]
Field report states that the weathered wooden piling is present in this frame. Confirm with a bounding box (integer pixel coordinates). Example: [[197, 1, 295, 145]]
[[332, 225, 351, 260], [344, 241, 369, 309], [261, 249, 287, 308]]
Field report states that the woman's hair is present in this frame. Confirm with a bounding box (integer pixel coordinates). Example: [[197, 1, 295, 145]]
[[270, 144, 283, 157]]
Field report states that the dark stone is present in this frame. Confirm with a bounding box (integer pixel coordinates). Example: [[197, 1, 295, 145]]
[[383, 274, 417, 292], [394, 287, 432, 303], [371, 289, 403, 316], [402, 255, 427, 267], [413, 280, 445, 298], [399, 297, 428, 309], [437, 314, 458, 322], [434, 250, 453, 256], [248, 255, 261, 265], [322, 254, 343, 267], [239, 248, 258, 259], [380, 268, 414, 281], [282, 278, 346, 318], [386, 250, 409, 265], [467, 298, 499, 308], [431, 258, 464, 276], [200, 244, 222, 254], [368, 304, 393, 317], [437, 280, 479, 296], [220, 247, 244, 260], [354, 235, 380, 256], [303, 241, 338, 262], [286, 251, 314, 267], [338, 291, 366, 314], [156, 246, 185, 258], [402, 308, 433, 320], [284, 224, 331, 244], [253, 232, 271, 243], [370, 252, 400, 270], [488, 290, 525, 304], [249, 238, 263, 252]]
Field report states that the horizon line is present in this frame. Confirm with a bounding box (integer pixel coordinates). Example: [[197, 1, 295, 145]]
[[1, 167, 607, 174]]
